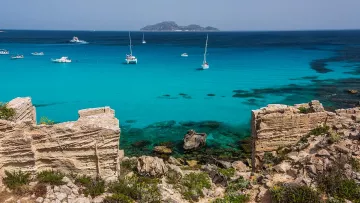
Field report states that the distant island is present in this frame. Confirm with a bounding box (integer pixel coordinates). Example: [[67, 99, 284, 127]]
[[140, 21, 219, 32]]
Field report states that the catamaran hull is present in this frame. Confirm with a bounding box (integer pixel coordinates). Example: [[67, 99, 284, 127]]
[[202, 64, 209, 69], [126, 59, 138, 64]]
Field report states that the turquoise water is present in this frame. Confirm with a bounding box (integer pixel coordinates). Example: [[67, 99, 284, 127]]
[[1, 30, 360, 156]]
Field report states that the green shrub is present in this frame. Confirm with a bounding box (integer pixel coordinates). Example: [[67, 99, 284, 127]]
[[226, 176, 250, 194], [2, 170, 31, 191], [310, 125, 330, 136], [83, 177, 105, 198], [270, 183, 321, 203], [263, 152, 284, 166], [108, 175, 161, 203], [328, 133, 341, 144], [37, 170, 65, 185], [120, 159, 137, 176], [40, 116, 55, 125], [298, 107, 314, 114], [179, 172, 211, 202], [104, 194, 135, 203], [317, 163, 360, 201], [213, 194, 250, 203], [218, 168, 235, 179], [350, 157, 360, 172], [75, 175, 92, 186], [0, 103, 16, 120], [166, 169, 182, 185]]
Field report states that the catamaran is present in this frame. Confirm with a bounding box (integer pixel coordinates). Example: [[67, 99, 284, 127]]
[[11, 54, 24, 59], [31, 52, 44, 56], [201, 34, 209, 70], [125, 32, 138, 64], [52, 56, 71, 63], [0, 49, 9, 55], [70, 36, 88, 44], [181, 53, 188, 57], [142, 33, 146, 44]]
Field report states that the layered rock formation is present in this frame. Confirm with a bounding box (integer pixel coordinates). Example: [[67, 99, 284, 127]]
[[251, 100, 360, 169], [0, 97, 121, 183]]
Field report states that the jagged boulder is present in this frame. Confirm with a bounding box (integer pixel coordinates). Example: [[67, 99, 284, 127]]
[[137, 156, 168, 176], [183, 129, 207, 150]]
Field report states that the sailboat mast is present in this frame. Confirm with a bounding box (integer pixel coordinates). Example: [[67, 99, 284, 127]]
[[142, 33, 144, 41], [129, 32, 133, 56], [203, 34, 208, 63]]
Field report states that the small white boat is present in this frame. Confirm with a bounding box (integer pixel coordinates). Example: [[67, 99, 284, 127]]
[[11, 54, 24, 59], [201, 34, 209, 70], [142, 33, 146, 44], [0, 49, 9, 55], [70, 36, 88, 44], [181, 53, 188, 57], [125, 32, 137, 64], [52, 56, 71, 63], [31, 52, 44, 56]]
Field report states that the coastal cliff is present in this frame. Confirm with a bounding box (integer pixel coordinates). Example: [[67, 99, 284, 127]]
[[0, 97, 121, 182], [1, 97, 360, 203]]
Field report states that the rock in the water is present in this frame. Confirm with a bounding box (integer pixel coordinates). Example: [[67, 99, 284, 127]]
[[137, 156, 168, 176], [232, 161, 249, 172], [154, 146, 172, 154], [347, 89, 358, 94], [183, 129, 207, 150], [167, 156, 182, 166]]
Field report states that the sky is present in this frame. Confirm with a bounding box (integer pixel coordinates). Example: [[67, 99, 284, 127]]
[[1, 0, 359, 31]]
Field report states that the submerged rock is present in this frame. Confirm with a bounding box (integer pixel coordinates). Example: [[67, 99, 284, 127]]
[[154, 146, 172, 154], [183, 129, 207, 150], [347, 89, 358, 94]]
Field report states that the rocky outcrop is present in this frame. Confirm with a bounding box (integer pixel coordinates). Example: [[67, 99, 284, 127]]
[[183, 129, 207, 150], [6, 97, 36, 123], [137, 156, 168, 176], [251, 100, 360, 170], [0, 97, 121, 182]]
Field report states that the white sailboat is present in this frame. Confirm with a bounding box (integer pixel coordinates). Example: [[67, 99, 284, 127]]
[[201, 34, 209, 70], [142, 33, 146, 44], [125, 32, 138, 64]]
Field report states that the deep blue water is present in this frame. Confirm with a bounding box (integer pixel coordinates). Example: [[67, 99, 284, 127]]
[[1, 30, 360, 155]]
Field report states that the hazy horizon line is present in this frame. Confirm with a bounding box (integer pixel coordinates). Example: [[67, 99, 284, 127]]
[[1, 28, 360, 32]]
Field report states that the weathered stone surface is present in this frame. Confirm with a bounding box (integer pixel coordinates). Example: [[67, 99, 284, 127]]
[[232, 161, 249, 172], [153, 146, 172, 154], [0, 97, 121, 182], [183, 129, 207, 150], [252, 100, 360, 169], [137, 156, 168, 176]]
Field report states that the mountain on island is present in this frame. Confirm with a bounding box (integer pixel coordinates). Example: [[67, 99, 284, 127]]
[[140, 21, 219, 32]]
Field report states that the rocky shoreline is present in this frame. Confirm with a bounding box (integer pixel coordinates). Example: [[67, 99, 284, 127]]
[[0, 97, 359, 202]]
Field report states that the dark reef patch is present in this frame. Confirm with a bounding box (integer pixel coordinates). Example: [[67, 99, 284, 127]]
[[34, 102, 67, 108], [310, 46, 360, 74], [290, 76, 319, 81], [125, 120, 137, 124], [207, 94, 216, 97]]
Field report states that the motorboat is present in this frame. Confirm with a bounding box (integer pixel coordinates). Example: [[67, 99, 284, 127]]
[[52, 56, 71, 63], [125, 32, 137, 64], [11, 54, 24, 59], [70, 36, 88, 44], [181, 53, 188, 57], [31, 52, 44, 56], [0, 49, 9, 55], [201, 34, 209, 70]]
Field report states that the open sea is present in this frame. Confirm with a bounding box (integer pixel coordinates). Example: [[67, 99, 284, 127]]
[[1, 30, 360, 156]]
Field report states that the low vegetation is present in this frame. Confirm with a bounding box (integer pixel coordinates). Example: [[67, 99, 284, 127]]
[[108, 175, 161, 203], [298, 106, 314, 114], [39, 116, 55, 125], [310, 125, 330, 136], [213, 194, 250, 203], [120, 159, 137, 177], [270, 183, 321, 203], [2, 170, 31, 194], [350, 157, 360, 172], [166, 169, 182, 185], [218, 168, 235, 179], [37, 170, 65, 185], [103, 194, 135, 203], [83, 177, 105, 198], [317, 163, 360, 202], [179, 172, 211, 202], [0, 103, 15, 120]]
